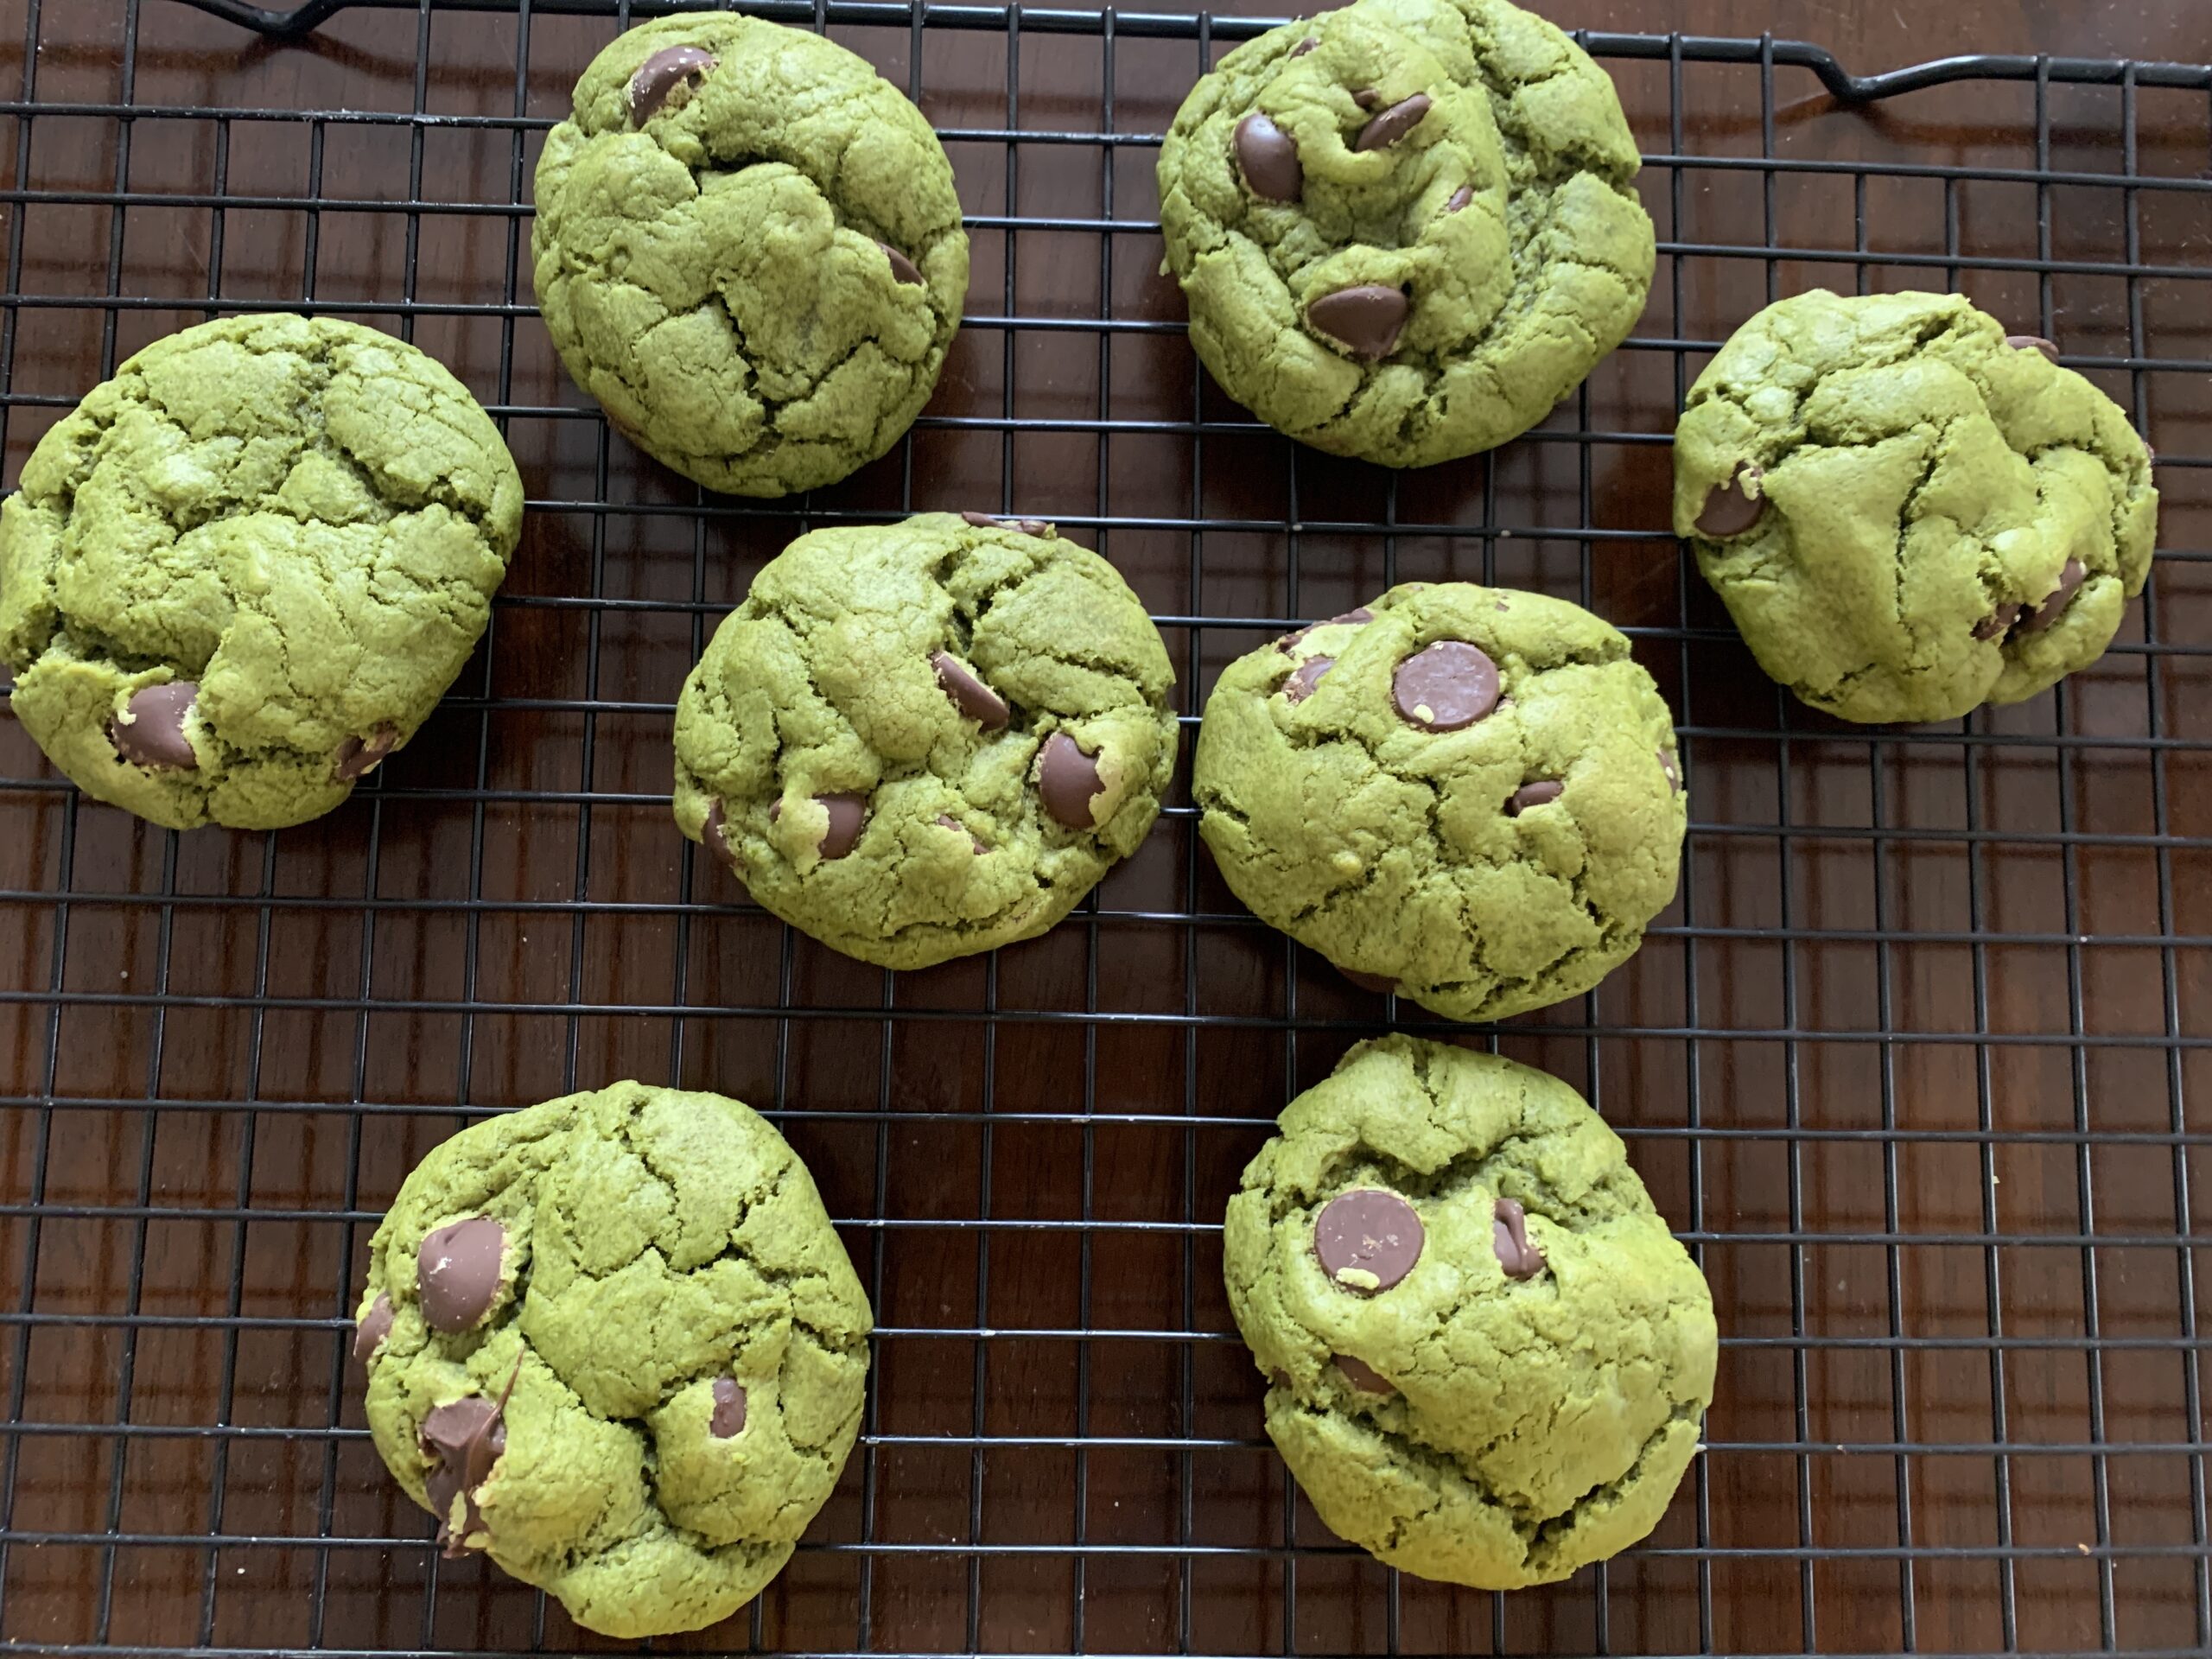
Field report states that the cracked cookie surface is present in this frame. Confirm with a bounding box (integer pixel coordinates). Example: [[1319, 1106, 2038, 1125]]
[[0, 314, 523, 830], [532, 14, 969, 498], [1193, 582, 1683, 1022], [673, 512, 1178, 969], [1674, 289, 2158, 724], [1225, 1035, 1715, 1587], [355, 1082, 871, 1639], [1156, 0, 1653, 467]]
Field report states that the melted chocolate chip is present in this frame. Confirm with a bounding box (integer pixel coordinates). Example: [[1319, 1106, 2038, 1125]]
[[703, 800, 741, 871], [877, 242, 925, 285], [1269, 1367, 1293, 1389], [2005, 334, 2060, 361], [1392, 640, 1500, 731], [1445, 184, 1473, 213], [419, 1359, 519, 1558], [1492, 1197, 1546, 1280], [1234, 112, 1302, 203], [1507, 779, 1563, 817], [1352, 87, 1381, 110], [710, 1376, 747, 1438], [111, 682, 200, 770], [1659, 747, 1682, 792], [1356, 92, 1430, 151], [1333, 1353, 1396, 1395], [416, 1217, 505, 1334], [353, 1292, 393, 1363], [1973, 603, 2023, 642], [335, 723, 400, 782], [931, 652, 1010, 728], [1282, 655, 1334, 704], [1038, 733, 1103, 830], [937, 813, 988, 854], [2013, 557, 2088, 636], [961, 510, 1052, 537], [1289, 36, 1319, 57], [1313, 1188, 1423, 1293], [628, 45, 716, 124], [1338, 966, 1397, 995], [1307, 284, 1408, 360], [815, 793, 868, 859], [1275, 607, 1373, 652], [1694, 462, 1767, 538]]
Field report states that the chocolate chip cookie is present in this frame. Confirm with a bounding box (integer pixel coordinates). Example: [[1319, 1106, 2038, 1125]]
[[355, 1083, 871, 1638], [1156, 0, 1654, 467], [1225, 1035, 1715, 1587], [1192, 582, 1685, 1022], [1675, 289, 2158, 723], [673, 512, 1179, 969]]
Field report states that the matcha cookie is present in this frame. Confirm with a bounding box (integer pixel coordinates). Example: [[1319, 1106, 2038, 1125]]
[[1156, 0, 1654, 467], [0, 314, 523, 831], [673, 512, 1178, 969], [1226, 1035, 1715, 1587], [532, 15, 969, 498], [1675, 289, 2158, 724], [1193, 582, 1683, 1022], [353, 1082, 871, 1639]]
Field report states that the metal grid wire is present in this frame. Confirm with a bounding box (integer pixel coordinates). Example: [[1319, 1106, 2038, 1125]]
[[0, 1, 2209, 1655]]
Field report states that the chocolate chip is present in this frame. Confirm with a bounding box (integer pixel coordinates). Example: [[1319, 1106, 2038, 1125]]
[[1507, 779, 1562, 817], [1445, 184, 1473, 213], [416, 1217, 505, 1334], [2005, 334, 2060, 360], [1038, 732, 1103, 830], [1491, 1197, 1546, 1281], [1356, 92, 1430, 151], [2013, 557, 2087, 636], [816, 793, 868, 859], [1392, 640, 1500, 731], [937, 813, 988, 854], [418, 1359, 519, 1558], [930, 652, 1010, 729], [1289, 36, 1318, 57], [703, 800, 741, 870], [1282, 655, 1334, 704], [1333, 1353, 1396, 1394], [1306, 284, 1408, 360], [1269, 1366, 1293, 1389], [353, 1292, 393, 1363], [878, 242, 925, 285], [334, 723, 399, 782], [111, 682, 200, 770], [628, 45, 716, 124], [1235, 112, 1301, 203], [960, 510, 1052, 537], [1694, 462, 1767, 538], [709, 1376, 747, 1438], [1338, 967, 1396, 995], [1275, 607, 1372, 652], [1313, 1188, 1423, 1293], [1352, 88, 1381, 110], [1973, 603, 2023, 642], [1659, 747, 1682, 792]]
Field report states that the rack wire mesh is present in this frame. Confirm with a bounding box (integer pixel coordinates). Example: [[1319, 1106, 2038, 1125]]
[[1, 1, 2209, 1655]]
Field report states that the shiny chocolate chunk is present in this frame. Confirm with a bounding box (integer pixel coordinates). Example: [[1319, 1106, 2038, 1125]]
[[353, 1292, 394, 1363], [1445, 184, 1473, 213], [710, 1376, 747, 1438], [1392, 640, 1500, 731], [1038, 733, 1103, 830], [1269, 1366, 1293, 1389], [1356, 92, 1430, 151], [2005, 334, 2060, 361], [335, 723, 400, 782], [1694, 462, 1767, 538], [1338, 966, 1396, 995], [703, 800, 741, 871], [111, 682, 200, 770], [1973, 603, 2023, 642], [417, 1217, 505, 1334], [961, 510, 1052, 537], [931, 652, 1010, 728], [937, 813, 988, 854], [1658, 747, 1682, 792], [1275, 607, 1372, 652], [1282, 655, 1335, 704], [1507, 779, 1563, 817], [1334, 1353, 1396, 1395], [1313, 1188, 1423, 1293], [1235, 112, 1301, 203], [418, 1359, 519, 1558], [2012, 557, 2087, 636], [1352, 88, 1381, 110], [1491, 1197, 1546, 1280], [629, 45, 716, 124], [816, 793, 868, 859], [1307, 284, 1408, 360], [878, 242, 925, 285]]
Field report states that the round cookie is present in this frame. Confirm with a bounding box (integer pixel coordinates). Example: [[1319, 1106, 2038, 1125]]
[[1155, 0, 1654, 467], [1225, 1035, 1715, 1588], [531, 15, 970, 498], [673, 512, 1179, 969], [0, 314, 523, 831], [353, 1082, 871, 1639], [1674, 289, 2158, 724], [1192, 582, 1684, 1022]]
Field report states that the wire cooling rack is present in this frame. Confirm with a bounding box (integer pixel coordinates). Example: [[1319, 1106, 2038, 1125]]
[[2, 1, 2209, 1656]]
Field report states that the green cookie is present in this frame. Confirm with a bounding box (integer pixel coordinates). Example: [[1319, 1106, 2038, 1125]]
[[532, 15, 969, 498], [1674, 289, 2158, 723], [674, 512, 1179, 969], [0, 314, 523, 831], [1225, 1035, 1715, 1588], [1156, 0, 1654, 467], [354, 1082, 872, 1639], [1193, 582, 1683, 1023]]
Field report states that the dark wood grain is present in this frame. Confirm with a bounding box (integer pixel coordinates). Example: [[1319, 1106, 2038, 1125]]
[[0, 1, 2207, 1655]]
